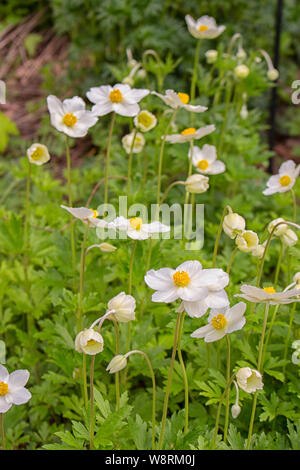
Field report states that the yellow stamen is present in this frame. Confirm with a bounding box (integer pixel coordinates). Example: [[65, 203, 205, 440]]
[[181, 127, 196, 136], [173, 271, 190, 287], [211, 314, 227, 330], [63, 113, 77, 127], [197, 159, 209, 170], [178, 92, 190, 105], [130, 217, 143, 230], [89, 209, 98, 218], [87, 340, 98, 347], [109, 89, 123, 103], [0, 381, 8, 396], [198, 25, 209, 32], [279, 175, 291, 187], [137, 111, 153, 128], [263, 287, 276, 294], [30, 147, 44, 161]]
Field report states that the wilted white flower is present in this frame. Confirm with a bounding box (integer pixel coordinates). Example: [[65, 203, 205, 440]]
[[61, 205, 108, 228], [184, 174, 209, 194], [205, 49, 218, 64], [134, 110, 157, 132], [236, 367, 263, 393], [87, 83, 149, 117], [27, 143, 50, 166], [185, 15, 226, 39], [109, 216, 170, 240], [191, 302, 246, 342], [236, 285, 300, 305], [152, 89, 208, 113], [189, 144, 225, 175], [0, 365, 31, 413], [75, 329, 104, 355], [165, 125, 215, 144], [223, 212, 246, 239], [47, 95, 98, 138], [234, 64, 250, 79], [107, 292, 136, 322], [263, 160, 300, 195], [106, 355, 128, 373], [235, 230, 259, 253], [122, 131, 145, 154]]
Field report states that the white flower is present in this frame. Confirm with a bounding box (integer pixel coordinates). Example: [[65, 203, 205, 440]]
[[165, 125, 215, 144], [251, 242, 266, 259], [231, 403, 241, 419], [133, 110, 157, 132], [27, 143, 50, 166], [86, 83, 149, 117], [235, 230, 259, 253], [267, 68, 279, 81], [223, 212, 246, 239], [291, 340, 300, 365], [205, 49, 218, 64], [234, 64, 250, 79], [281, 228, 298, 247], [122, 131, 145, 154], [185, 15, 226, 39], [107, 292, 136, 322], [191, 302, 246, 342], [236, 284, 300, 305], [75, 329, 104, 355], [236, 367, 263, 393], [61, 205, 108, 228], [0, 365, 31, 413], [109, 216, 170, 240], [106, 355, 128, 373], [152, 89, 207, 113], [268, 218, 298, 246], [240, 104, 248, 120], [184, 174, 209, 194], [189, 144, 225, 175], [293, 272, 300, 287], [263, 160, 300, 195], [47, 95, 98, 138]]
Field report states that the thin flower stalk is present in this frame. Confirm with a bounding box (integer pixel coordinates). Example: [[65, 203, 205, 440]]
[[283, 302, 297, 378], [190, 39, 201, 109], [77, 223, 90, 333], [126, 240, 137, 353], [104, 112, 116, 207], [227, 247, 239, 275], [65, 135, 76, 288], [223, 335, 231, 443], [90, 356, 95, 450], [0, 414, 4, 450], [212, 374, 236, 449], [127, 128, 138, 201], [212, 205, 232, 267], [177, 313, 189, 435]]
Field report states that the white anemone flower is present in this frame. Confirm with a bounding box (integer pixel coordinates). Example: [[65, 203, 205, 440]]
[[106, 355, 128, 373], [152, 89, 207, 113], [268, 218, 298, 247], [107, 292, 136, 322], [236, 367, 263, 393], [236, 285, 300, 305], [86, 83, 149, 117], [263, 160, 300, 195], [165, 125, 215, 144], [122, 131, 145, 154], [27, 143, 50, 166], [223, 212, 246, 239], [133, 110, 157, 132], [235, 230, 259, 253], [0, 365, 31, 413], [191, 302, 246, 342], [75, 329, 104, 355], [109, 216, 170, 240], [184, 174, 209, 194], [47, 95, 98, 138], [189, 144, 225, 175], [185, 15, 226, 39], [61, 205, 108, 228]]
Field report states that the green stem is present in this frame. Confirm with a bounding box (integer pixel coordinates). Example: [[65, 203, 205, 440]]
[[90, 356, 95, 450], [77, 223, 89, 333], [246, 302, 270, 450], [126, 240, 137, 352], [127, 128, 138, 202], [283, 302, 297, 378], [82, 354, 88, 409], [263, 304, 279, 365], [274, 243, 283, 288], [227, 246, 238, 275], [159, 181, 185, 206], [212, 374, 235, 449], [138, 351, 156, 450], [23, 160, 31, 251], [65, 135, 76, 289], [212, 205, 232, 268], [184, 141, 194, 207], [104, 112, 116, 208], [218, 79, 233, 154], [190, 38, 201, 105], [0, 413, 4, 450], [177, 313, 188, 435], [158, 312, 181, 450], [291, 189, 297, 223], [223, 335, 231, 443], [113, 319, 120, 410]]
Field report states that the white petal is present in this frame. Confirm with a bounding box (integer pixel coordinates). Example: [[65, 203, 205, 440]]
[[7, 387, 32, 405], [176, 260, 202, 278], [183, 299, 208, 318], [0, 365, 9, 382], [144, 268, 174, 290], [0, 397, 12, 413], [205, 329, 226, 342], [191, 324, 213, 338], [152, 288, 179, 303], [205, 290, 229, 308], [8, 370, 30, 389], [63, 96, 86, 113]]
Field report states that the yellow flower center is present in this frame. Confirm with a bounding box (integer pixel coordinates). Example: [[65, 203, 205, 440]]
[[279, 175, 291, 187], [211, 314, 227, 330], [63, 113, 77, 127], [87, 339, 98, 347], [263, 287, 276, 294], [0, 381, 8, 396], [30, 147, 44, 161], [197, 159, 209, 170], [89, 209, 98, 218], [137, 111, 153, 128], [198, 25, 209, 32], [181, 127, 196, 136], [109, 89, 123, 103], [173, 271, 190, 287], [130, 217, 143, 230], [178, 92, 190, 104]]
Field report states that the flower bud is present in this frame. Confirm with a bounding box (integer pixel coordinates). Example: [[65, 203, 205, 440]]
[[137, 69, 146, 79], [234, 64, 249, 79], [240, 104, 248, 120], [122, 76, 134, 87], [205, 49, 218, 64], [134, 110, 157, 133], [184, 174, 209, 194], [223, 212, 246, 239], [107, 292, 136, 322], [267, 68, 279, 81], [231, 403, 241, 419], [106, 355, 128, 373], [98, 242, 117, 253]]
